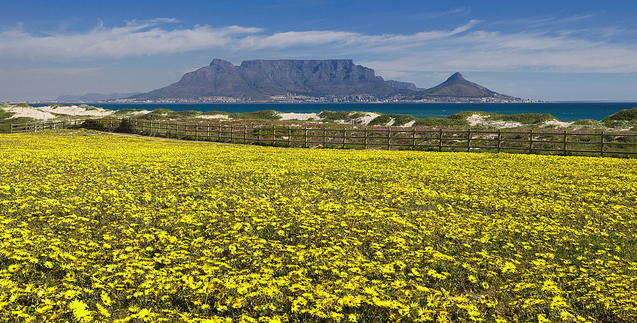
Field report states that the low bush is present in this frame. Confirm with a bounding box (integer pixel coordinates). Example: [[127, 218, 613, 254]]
[[603, 108, 637, 122], [229, 110, 281, 120]]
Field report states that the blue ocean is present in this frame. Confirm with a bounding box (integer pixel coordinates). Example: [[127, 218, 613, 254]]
[[44, 102, 637, 122]]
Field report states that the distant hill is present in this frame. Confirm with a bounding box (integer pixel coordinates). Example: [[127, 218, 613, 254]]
[[132, 59, 406, 100], [414, 72, 519, 100], [57, 92, 141, 102]]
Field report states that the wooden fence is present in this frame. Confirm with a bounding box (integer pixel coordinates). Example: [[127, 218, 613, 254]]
[[8, 118, 637, 157], [103, 118, 637, 157], [9, 119, 80, 133]]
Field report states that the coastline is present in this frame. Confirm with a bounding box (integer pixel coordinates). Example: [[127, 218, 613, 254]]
[[25, 102, 637, 122]]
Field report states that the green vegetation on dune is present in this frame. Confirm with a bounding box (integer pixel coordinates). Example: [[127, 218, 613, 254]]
[[450, 111, 558, 124], [603, 108, 637, 122], [413, 116, 468, 127], [202, 110, 230, 116], [228, 110, 281, 120], [368, 114, 418, 126], [113, 108, 146, 115]]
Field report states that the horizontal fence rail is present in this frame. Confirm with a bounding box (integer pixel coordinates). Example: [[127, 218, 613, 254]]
[[9, 120, 80, 133], [8, 118, 637, 158]]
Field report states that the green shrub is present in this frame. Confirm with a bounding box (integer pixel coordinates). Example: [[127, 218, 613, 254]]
[[172, 110, 200, 118], [229, 110, 281, 120], [136, 113, 167, 120], [572, 119, 598, 126], [0, 109, 14, 121], [115, 119, 134, 133], [15, 103, 31, 108], [203, 111, 230, 116], [149, 108, 173, 115], [387, 114, 417, 126], [319, 111, 352, 120], [603, 108, 637, 122], [367, 115, 392, 126], [414, 117, 468, 127], [80, 119, 106, 131], [490, 113, 557, 124], [114, 108, 146, 115]]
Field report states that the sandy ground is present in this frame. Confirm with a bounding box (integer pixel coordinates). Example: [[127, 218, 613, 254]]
[[542, 120, 574, 128], [358, 112, 381, 125], [2, 105, 114, 120], [466, 114, 524, 128], [3, 107, 57, 120], [467, 114, 576, 129], [197, 114, 231, 120], [279, 112, 320, 121]]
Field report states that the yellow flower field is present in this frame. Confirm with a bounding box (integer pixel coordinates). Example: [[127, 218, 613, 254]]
[[1, 130, 636, 322]]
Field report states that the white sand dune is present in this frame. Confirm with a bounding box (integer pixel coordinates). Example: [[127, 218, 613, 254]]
[[278, 112, 319, 121], [4, 107, 57, 120], [2, 105, 115, 120]]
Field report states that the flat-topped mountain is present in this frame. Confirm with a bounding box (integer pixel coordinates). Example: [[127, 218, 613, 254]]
[[132, 59, 405, 100]]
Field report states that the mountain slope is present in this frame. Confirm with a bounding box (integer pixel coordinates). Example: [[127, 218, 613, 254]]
[[416, 72, 496, 98]]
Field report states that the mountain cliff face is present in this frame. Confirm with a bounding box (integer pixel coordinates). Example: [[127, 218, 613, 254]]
[[134, 59, 403, 100], [385, 80, 423, 92]]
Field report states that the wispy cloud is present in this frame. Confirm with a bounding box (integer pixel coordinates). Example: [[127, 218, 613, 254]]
[[2, 18, 637, 74], [0, 20, 262, 59]]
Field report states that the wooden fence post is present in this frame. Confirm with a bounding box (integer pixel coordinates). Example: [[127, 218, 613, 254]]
[[387, 128, 391, 151], [497, 129, 502, 153], [323, 127, 327, 148], [272, 125, 276, 146], [244, 125, 247, 144], [364, 128, 368, 149], [438, 129, 443, 152], [563, 131, 567, 156], [529, 129, 533, 154], [412, 128, 416, 149], [304, 127, 308, 148], [600, 131, 605, 157], [467, 128, 472, 152], [230, 124, 234, 141], [287, 127, 292, 147], [342, 128, 346, 149]]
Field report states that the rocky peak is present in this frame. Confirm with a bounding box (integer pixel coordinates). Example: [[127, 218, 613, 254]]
[[447, 72, 465, 81], [210, 59, 235, 67]]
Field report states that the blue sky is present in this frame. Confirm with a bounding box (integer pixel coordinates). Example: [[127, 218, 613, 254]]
[[1, 0, 637, 101]]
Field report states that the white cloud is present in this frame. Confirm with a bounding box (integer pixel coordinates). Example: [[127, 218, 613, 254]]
[[1, 18, 637, 75], [0, 20, 263, 59]]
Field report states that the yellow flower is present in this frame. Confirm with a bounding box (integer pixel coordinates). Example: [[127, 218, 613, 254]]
[[100, 291, 112, 306], [69, 300, 92, 322], [501, 261, 516, 274]]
